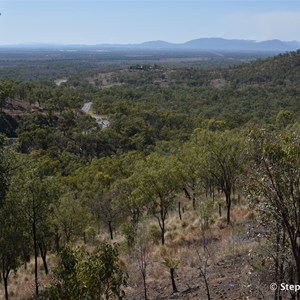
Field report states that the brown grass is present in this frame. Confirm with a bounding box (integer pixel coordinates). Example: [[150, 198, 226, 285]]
[[1, 195, 268, 300]]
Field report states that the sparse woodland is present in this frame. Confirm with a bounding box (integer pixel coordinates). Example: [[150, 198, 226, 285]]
[[1, 50, 300, 299]]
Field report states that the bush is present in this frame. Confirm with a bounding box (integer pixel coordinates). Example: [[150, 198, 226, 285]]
[[149, 225, 161, 245], [84, 226, 96, 244], [42, 243, 128, 299], [120, 222, 136, 249]]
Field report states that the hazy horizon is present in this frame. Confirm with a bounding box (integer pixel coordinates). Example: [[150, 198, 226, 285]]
[[1, 37, 300, 47], [1, 1, 300, 45]]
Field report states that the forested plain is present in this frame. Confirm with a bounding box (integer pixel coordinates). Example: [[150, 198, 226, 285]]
[[1, 49, 300, 299]]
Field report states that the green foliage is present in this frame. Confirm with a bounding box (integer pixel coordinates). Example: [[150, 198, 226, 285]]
[[162, 257, 181, 269], [84, 226, 96, 244], [2, 47, 300, 297], [199, 198, 215, 230], [0, 135, 9, 205], [52, 192, 92, 245], [0, 80, 14, 111], [0, 195, 27, 299], [178, 139, 204, 209], [275, 110, 293, 129], [149, 225, 161, 245], [249, 128, 300, 224], [207, 119, 227, 131], [7, 154, 63, 294], [248, 127, 300, 284], [191, 129, 246, 223], [44, 244, 127, 300], [128, 152, 182, 244], [0, 146, 27, 299], [120, 222, 136, 249]]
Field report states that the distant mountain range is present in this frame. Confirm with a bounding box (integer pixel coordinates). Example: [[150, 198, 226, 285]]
[[2, 38, 300, 52], [128, 38, 300, 52]]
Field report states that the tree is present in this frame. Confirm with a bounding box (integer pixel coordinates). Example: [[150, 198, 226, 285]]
[[52, 191, 92, 246], [0, 81, 13, 112], [178, 140, 204, 210], [276, 110, 293, 129], [113, 176, 142, 241], [162, 257, 180, 294], [0, 143, 27, 300], [0, 135, 9, 206], [197, 198, 213, 300], [248, 128, 300, 299], [131, 153, 181, 245], [192, 129, 245, 224], [66, 157, 123, 239], [0, 193, 27, 300], [45, 243, 127, 299], [134, 224, 151, 300], [10, 156, 61, 296]]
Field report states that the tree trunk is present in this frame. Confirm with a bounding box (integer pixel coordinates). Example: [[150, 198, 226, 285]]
[[288, 236, 300, 300], [192, 181, 196, 210], [296, 260, 300, 300], [203, 273, 211, 300], [183, 184, 196, 210], [108, 221, 114, 240], [38, 240, 48, 275], [142, 271, 148, 300], [225, 191, 231, 224], [132, 208, 140, 228], [275, 231, 279, 300], [4, 276, 8, 300], [170, 268, 178, 293], [2, 268, 9, 300], [178, 201, 182, 221], [33, 220, 39, 296], [161, 218, 165, 245]]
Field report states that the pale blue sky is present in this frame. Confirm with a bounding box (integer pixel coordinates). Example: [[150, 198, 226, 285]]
[[0, 1, 300, 45]]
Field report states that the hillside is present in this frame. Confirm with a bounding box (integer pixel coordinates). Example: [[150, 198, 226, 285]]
[[88, 50, 300, 130], [224, 49, 300, 84], [1, 49, 300, 300], [2, 50, 300, 140]]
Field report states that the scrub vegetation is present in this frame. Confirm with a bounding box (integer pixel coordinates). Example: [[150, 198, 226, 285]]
[[1, 49, 300, 299]]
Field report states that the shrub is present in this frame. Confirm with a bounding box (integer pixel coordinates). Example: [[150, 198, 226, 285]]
[[149, 225, 161, 245]]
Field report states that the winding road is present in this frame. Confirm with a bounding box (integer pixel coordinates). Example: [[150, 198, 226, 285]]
[[81, 102, 110, 129]]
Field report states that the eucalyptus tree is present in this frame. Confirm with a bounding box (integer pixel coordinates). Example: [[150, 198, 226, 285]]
[[10, 155, 61, 296], [0, 135, 9, 205], [130, 152, 182, 245], [191, 129, 245, 224], [0, 80, 13, 112], [112, 175, 145, 241], [178, 140, 205, 210], [0, 190, 27, 300], [0, 137, 27, 300], [44, 243, 127, 299], [248, 128, 300, 298], [65, 156, 125, 239], [51, 191, 92, 246]]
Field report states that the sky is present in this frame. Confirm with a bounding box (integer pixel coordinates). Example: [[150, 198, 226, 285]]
[[0, 0, 300, 45]]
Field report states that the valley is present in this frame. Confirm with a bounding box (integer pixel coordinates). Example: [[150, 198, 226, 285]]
[[0, 47, 300, 300]]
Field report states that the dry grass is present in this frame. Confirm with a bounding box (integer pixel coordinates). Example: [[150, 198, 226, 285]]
[[124, 196, 268, 299], [1, 195, 266, 300], [0, 254, 57, 300]]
